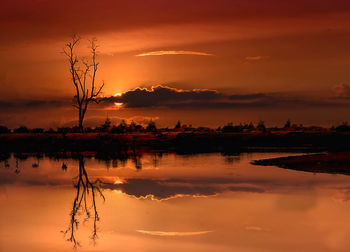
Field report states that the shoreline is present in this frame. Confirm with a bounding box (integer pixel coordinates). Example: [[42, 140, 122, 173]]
[[252, 152, 350, 176]]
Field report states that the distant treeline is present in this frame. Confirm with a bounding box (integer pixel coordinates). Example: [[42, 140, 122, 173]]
[[1, 119, 350, 134]]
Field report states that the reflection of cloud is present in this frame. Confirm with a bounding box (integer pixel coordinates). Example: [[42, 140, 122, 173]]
[[0, 185, 7, 200], [136, 50, 213, 57], [332, 83, 350, 98], [136, 230, 213, 236], [103, 178, 264, 200], [275, 193, 317, 212], [245, 226, 269, 232], [332, 188, 350, 202]]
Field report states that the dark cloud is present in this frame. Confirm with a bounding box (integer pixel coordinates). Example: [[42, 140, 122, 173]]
[[0, 85, 347, 112], [0, 98, 71, 111], [103, 85, 221, 108], [229, 93, 267, 100], [102, 85, 342, 109]]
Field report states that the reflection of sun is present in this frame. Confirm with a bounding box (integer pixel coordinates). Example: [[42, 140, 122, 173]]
[[114, 102, 123, 108], [113, 190, 123, 194], [114, 92, 122, 97], [114, 179, 124, 184]]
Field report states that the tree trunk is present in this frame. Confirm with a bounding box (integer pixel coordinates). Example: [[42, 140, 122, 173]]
[[78, 108, 83, 131]]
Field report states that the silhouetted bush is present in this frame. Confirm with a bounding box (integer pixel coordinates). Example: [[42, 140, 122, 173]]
[[31, 128, 44, 133], [222, 123, 243, 133], [57, 127, 70, 135], [14, 126, 30, 133], [109, 120, 131, 134], [45, 128, 56, 133], [100, 117, 112, 132], [134, 124, 144, 132], [335, 122, 350, 132], [244, 122, 255, 130], [175, 120, 181, 129], [0, 126, 10, 133], [110, 126, 122, 134], [256, 120, 266, 132], [85, 127, 94, 133], [284, 119, 291, 128], [118, 120, 127, 132], [146, 120, 157, 132], [71, 126, 82, 133]]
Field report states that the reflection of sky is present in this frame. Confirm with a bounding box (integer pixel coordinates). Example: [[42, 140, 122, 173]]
[[2, 152, 350, 199], [2, 152, 350, 251], [136, 230, 213, 236]]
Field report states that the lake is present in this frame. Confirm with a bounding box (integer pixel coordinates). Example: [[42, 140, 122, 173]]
[[1, 152, 350, 251]]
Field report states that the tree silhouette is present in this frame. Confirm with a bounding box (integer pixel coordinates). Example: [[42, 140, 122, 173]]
[[146, 120, 157, 132], [62, 155, 105, 248], [175, 120, 181, 129], [63, 35, 104, 131], [257, 120, 266, 132], [284, 119, 291, 129]]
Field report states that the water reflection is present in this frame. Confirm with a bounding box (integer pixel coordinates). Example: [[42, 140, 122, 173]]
[[63, 155, 105, 247], [3, 152, 350, 251], [136, 230, 213, 236]]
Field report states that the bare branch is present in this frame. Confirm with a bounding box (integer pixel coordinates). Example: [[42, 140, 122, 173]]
[[63, 35, 105, 130]]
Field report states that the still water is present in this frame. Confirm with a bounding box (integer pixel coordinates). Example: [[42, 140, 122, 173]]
[[1, 152, 350, 251]]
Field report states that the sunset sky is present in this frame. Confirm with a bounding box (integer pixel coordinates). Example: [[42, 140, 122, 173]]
[[2, 0, 350, 128]]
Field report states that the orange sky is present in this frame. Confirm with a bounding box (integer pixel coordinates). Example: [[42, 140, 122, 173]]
[[2, 0, 350, 127]]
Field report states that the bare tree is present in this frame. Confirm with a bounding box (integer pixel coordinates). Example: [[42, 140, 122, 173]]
[[63, 35, 104, 131]]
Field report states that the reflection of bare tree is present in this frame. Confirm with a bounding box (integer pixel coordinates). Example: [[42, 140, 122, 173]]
[[63, 155, 105, 248], [0, 153, 10, 169], [15, 158, 20, 174], [132, 155, 142, 170], [13, 153, 28, 174]]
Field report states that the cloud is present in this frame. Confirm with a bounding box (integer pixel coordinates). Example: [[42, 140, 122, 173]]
[[332, 188, 350, 202], [0, 98, 70, 112], [332, 83, 350, 98], [103, 85, 221, 108], [245, 56, 270, 61], [229, 93, 267, 100], [136, 50, 214, 57], [102, 85, 342, 110], [245, 226, 269, 232], [1, 85, 347, 113]]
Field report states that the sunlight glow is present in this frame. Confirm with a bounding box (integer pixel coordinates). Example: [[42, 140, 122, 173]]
[[114, 92, 122, 97], [113, 190, 123, 194]]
